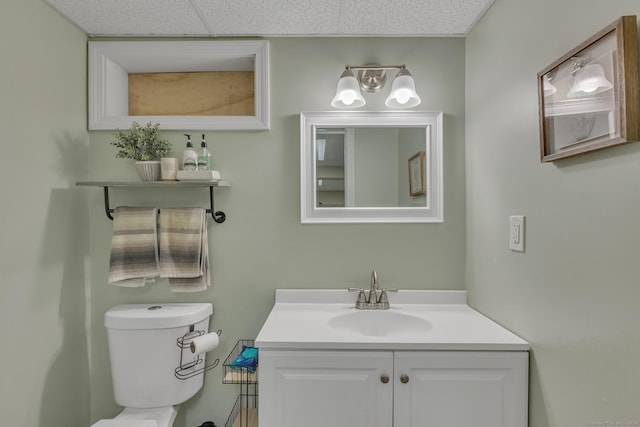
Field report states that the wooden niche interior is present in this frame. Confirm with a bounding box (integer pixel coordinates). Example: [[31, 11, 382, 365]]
[[128, 71, 255, 117], [88, 40, 269, 130]]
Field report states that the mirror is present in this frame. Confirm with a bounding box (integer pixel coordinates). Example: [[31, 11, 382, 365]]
[[300, 111, 443, 223]]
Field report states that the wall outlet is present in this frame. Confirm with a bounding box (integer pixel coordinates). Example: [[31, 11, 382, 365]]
[[509, 215, 525, 252]]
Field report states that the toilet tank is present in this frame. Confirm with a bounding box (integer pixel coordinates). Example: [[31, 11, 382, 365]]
[[105, 303, 214, 408]]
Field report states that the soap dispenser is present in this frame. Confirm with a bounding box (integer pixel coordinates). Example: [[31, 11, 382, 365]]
[[182, 134, 198, 171], [197, 134, 212, 171]]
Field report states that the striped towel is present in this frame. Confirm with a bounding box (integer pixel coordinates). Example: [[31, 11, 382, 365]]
[[108, 207, 159, 287], [159, 208, 210, 292]]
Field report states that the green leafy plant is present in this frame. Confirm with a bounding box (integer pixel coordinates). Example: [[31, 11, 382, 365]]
[[111, 121, 172, 161]]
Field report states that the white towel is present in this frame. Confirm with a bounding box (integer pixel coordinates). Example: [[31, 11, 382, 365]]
[[159, 208, 210, 292], [108, 207, 159, 287]]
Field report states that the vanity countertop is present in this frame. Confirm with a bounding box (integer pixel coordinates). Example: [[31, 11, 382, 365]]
[[255, 289, 529, 351]]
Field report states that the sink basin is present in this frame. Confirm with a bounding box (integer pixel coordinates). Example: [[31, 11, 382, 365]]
[[256, 290, 530, 350], [329, 310, 431, 337]]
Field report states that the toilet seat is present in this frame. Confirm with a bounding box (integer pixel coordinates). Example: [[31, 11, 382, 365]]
[[91, 421, 156, 427], [90, 406, 176, 427]]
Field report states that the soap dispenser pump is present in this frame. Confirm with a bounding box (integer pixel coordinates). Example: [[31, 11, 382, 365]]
[[182, 134, 198, 171], [198, 134, 212, 171]]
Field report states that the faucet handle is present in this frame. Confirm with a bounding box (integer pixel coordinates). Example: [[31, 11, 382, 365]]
[[378, 288, 398, 310], [348, 287, 368, 309]]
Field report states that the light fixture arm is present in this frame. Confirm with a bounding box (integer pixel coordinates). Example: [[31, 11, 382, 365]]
[[343, 64, 407, 94], [345, 64, 407, 71], [570, 57, 587, 75]]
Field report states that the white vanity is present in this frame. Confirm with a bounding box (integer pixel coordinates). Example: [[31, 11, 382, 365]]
[[255, 289, 529, 427]]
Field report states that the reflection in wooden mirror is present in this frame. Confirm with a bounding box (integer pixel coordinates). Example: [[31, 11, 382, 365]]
[[301, 112, 443, 223]]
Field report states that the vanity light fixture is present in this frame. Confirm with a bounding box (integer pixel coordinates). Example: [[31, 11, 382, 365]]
[[567, 58, 613, 98], [331, 64, 422, 109]]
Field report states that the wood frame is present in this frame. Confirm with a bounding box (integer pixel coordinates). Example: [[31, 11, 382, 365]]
[[88, 40, 269, 130], [537, 16, 639, 162], [408, 151, 426, 196]]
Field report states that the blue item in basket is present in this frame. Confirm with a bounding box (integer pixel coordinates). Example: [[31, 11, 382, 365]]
[[230, 345, 258, 372]]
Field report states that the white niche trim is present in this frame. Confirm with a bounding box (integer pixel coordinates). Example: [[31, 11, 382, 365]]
[[88, 40, 270, 130]]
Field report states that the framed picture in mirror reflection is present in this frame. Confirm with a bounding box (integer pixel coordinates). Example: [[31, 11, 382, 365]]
[[537, 15, 639, 162], [408, 151, 426, 196]]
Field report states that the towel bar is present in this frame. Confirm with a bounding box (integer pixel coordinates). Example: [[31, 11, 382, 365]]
[[76, 181, 230, 223], [103, 186, 226, 223]]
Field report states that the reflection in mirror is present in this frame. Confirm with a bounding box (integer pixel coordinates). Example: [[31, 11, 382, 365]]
[[301, 112, 443, 223], [315, 127, 427, 208], [315, 128, 347, 207]]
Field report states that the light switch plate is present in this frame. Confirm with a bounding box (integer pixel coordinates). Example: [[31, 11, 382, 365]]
[[510, 215, 525, 252]]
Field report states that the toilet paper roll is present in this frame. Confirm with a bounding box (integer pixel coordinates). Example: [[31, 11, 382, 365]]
[[190, 332, 219, 355]]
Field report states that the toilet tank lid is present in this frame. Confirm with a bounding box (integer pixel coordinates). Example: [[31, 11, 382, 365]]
[[105, 303, 213, 330]]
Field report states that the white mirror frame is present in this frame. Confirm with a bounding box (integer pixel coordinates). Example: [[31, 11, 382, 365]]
[[88, 40, 269, 130], [300, 111, 443, 223]]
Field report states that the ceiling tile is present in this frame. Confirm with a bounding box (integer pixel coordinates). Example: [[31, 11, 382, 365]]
[[43, 0, 495, 36], [44, 0, 210, 35], [340, 0, 493, 36], [194, 0, 342, 36]]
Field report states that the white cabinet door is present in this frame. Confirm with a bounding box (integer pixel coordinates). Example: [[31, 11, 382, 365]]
[[259, 350, 394, 427], [393, 351, 529, 427]]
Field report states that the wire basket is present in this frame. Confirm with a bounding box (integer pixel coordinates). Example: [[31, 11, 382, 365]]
[[223, 339, 258, 384], [223, 339, 258, 427], [224, 392, 258, 427]]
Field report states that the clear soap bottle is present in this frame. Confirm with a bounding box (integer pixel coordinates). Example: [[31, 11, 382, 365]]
[[197, 134, 212, 171]]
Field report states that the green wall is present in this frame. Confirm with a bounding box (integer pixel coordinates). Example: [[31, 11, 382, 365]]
[[466, 1, 640, 426], [9, 0, 640, 425], [0, 0, 89, 425], [87, 37, 466, 426]]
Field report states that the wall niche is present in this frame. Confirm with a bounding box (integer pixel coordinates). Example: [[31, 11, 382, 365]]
[[88, 40, 269, 130]]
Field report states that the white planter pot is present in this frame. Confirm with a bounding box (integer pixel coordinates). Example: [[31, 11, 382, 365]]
[[135, 160, 161, 181]]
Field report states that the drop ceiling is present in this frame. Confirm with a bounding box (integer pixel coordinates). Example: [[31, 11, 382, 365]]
[[43, 0, 494, 37]]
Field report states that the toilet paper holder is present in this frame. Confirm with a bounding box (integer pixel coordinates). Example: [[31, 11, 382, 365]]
[[174, 327, 222, 380]]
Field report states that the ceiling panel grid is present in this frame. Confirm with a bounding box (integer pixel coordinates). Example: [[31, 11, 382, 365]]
[[43, 0, 494, 36]]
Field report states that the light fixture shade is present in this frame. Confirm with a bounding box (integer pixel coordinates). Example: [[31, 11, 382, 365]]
[[385, 69, 421, 108], [331, 69, 366, 109], [543, 75, 557, 97], [567, 63, 613, 98]]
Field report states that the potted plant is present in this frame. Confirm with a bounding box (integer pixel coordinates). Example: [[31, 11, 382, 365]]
[[111, 121, 172, 181]]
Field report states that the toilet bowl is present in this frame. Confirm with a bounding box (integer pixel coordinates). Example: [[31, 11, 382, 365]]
[[91, 304, 213, 427]]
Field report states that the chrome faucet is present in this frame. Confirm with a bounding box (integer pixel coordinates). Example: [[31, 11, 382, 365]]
[[369, 270, 379, 304], [348, 270, 397, 310]]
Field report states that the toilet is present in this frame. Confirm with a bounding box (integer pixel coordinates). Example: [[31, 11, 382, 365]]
[[91, 303, 214, 427]]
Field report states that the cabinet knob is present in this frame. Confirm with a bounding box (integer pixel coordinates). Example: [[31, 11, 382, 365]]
[[400, 374, 410, 384], [380, 374, 390, 384]]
